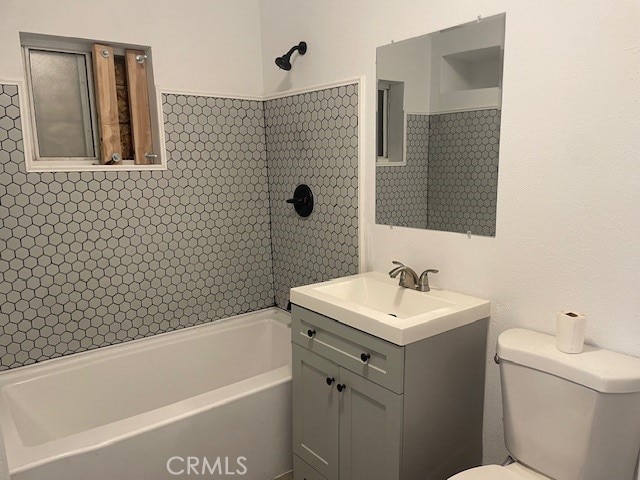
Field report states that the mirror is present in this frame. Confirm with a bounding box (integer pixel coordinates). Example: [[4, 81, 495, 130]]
[[375, 14, 505, 236]]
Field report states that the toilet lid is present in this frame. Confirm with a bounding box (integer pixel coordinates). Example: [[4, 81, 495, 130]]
[[449, 465, 526, 480]]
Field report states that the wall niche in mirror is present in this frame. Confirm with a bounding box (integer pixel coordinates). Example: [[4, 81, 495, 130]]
[[375, 13, 505, 236]]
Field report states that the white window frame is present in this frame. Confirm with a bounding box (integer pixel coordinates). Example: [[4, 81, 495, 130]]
[[23, 46, 101, 164], [377, 83, 389, 162], [376, 80, 406, 167], [20, 34, 167, 173]]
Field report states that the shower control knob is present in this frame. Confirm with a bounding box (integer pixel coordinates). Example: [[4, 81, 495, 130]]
[[336, 384, 346, 393], [286, 184, 314, 217], [360, 353, 371, 363], [326, 377, 335, 385], [307, 329, 316, 338]]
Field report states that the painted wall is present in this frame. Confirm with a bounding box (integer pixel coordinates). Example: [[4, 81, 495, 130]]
[[377, 35, 431, 113], [0, 0, 264, 96], [260, 0, 640, 465]]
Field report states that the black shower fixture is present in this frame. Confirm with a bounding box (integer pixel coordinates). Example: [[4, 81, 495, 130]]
[[275, 41, 307, 71]]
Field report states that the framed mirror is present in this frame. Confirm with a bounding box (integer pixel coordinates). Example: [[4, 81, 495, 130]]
[[375, 14, 505, 236]]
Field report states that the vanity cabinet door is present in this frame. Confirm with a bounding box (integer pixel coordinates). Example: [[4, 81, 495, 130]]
[[293, 345, 340, 480], [338, 368, 403, 480]]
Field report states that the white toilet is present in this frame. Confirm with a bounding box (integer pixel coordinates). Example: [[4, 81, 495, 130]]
[[450, 328, 640, 480]]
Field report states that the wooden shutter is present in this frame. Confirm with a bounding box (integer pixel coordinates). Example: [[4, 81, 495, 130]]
[[125, 50, 153, 165], [92, 44, 121, 165]]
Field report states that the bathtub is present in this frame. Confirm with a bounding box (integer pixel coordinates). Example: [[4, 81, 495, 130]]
[[0, 307, 292, 480]]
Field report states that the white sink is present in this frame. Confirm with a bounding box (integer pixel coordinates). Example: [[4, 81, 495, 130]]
[[290, 271, 490, 345]]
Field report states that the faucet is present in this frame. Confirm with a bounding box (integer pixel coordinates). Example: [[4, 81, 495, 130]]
[[388, 261, 419, 289], [389, 261, 439, 292]]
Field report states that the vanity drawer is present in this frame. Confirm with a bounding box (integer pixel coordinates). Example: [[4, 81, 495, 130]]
[[293, 455, 328, 480], [291, 305, 405, 393]]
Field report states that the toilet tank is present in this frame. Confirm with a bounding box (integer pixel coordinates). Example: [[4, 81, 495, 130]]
[[497, 329, 640, 480]]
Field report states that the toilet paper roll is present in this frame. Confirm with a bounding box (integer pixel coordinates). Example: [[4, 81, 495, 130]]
[[556, 310, 587, 354]]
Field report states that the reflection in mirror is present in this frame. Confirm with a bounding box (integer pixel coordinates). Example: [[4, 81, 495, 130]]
[[375, 14, 505, 236]]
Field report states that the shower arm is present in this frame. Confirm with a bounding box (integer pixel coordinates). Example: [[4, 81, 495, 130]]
[[284, 45, 300, 58]]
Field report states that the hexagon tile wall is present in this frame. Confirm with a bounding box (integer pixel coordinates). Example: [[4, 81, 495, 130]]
[[376, 110, 500, 236], [0, 85, 276, 370], [428, 109, 500, 237], [376, 113, 430, 229], [265, 84, 359, 308]]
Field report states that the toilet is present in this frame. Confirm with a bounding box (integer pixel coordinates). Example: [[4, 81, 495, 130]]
[[450, 328, 640, 480]]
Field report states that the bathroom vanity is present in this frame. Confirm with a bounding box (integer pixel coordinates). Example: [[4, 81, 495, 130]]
[[290, 272, 490, 480]]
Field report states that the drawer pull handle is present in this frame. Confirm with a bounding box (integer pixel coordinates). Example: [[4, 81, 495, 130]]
[[326, 377, 335, 385], [360, 353, 371, 363], [336, 383, 346, 392], [307, 329, 316, 338]]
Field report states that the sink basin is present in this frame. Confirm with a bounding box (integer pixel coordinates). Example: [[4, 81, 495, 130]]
[[290, 271, 490, 345], [314, 276, 452, 319]]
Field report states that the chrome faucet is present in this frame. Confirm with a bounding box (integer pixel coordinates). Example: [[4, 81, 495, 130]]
[[389, 261, 439, 292], [388, 261, 419, 289]]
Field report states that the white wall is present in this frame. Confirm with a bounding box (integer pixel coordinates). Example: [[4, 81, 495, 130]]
[[260, 0, 640, 465], [377, 35, 431, 113], [0, 0, 264, 96]]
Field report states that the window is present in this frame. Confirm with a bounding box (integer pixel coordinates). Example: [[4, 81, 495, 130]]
[[376, 80, 405, 165], [21, 34, 165, 171], [377, 83, 389, 159]]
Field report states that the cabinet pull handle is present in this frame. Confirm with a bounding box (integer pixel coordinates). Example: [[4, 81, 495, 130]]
[[307, 329, 316, 338], [326, 377, 335, 385], [360, 352, 371, 363], [336, 384, 346, 392]]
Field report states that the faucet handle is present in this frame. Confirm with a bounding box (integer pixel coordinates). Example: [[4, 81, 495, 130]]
[[389, 260, 405, 276], [417, 269, 439, 292]]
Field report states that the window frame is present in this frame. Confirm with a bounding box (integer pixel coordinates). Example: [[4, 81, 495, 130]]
[[23, 45, 101, 164], [20, 34, 167, 173], [376, 80, 406, 167], [377, 83, 389, 161]]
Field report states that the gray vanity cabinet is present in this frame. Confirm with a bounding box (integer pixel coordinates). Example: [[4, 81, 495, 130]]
[[293, 345, 403, 480], [292, 346, 340, 479], [337, 368, 403, 480], [291, 304, 489, 480]]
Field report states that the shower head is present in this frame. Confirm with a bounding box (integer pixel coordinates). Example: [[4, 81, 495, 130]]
[[275, 41, 307, 71], [275, 55, 292, 71]]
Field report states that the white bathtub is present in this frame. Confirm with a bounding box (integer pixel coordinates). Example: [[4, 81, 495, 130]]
[[0, 307, 292, 480]]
